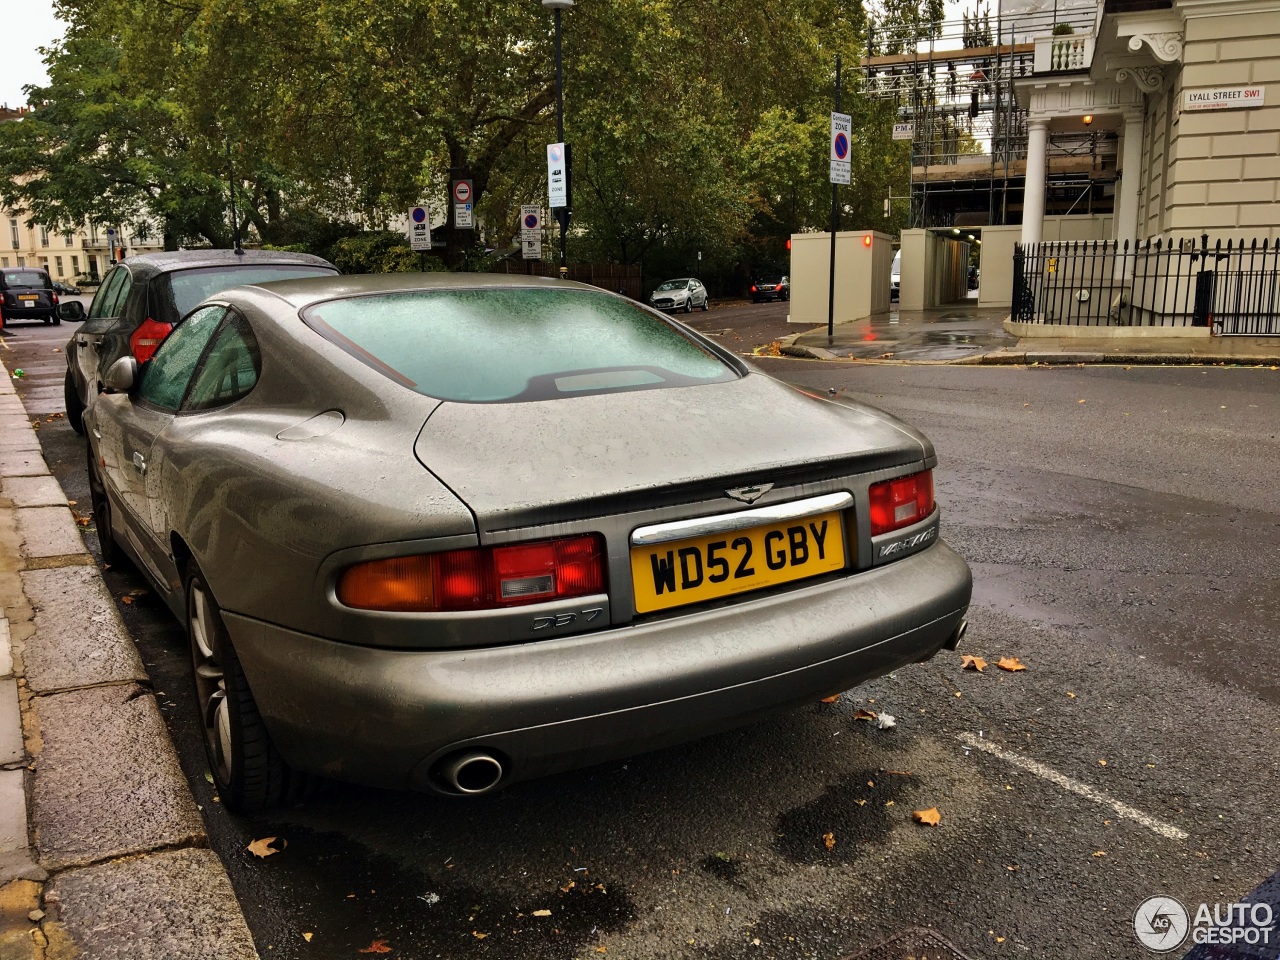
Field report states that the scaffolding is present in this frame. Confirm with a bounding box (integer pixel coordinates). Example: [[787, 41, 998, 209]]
[[863, 1, 1113, 229]]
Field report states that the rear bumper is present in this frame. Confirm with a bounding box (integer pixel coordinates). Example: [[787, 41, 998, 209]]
[[1, 305, 55, 321], [225, 540, 972, 793]]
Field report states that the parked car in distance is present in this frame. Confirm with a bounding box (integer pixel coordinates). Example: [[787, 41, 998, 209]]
[[751, 275, 790, 303], [84, 273, 971, 811], [61, 249, 337, 435], [52, 280, 82, 296], [890, 251, 901, 302], [0, 266, 59, 328], [648, 278, 709, 313], [968, 264, 980, 290]]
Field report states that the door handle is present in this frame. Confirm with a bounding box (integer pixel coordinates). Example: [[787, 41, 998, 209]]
[[132, 451, 147, 475]]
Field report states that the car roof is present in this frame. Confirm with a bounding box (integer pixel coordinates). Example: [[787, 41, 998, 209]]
[[240, 271, 611, 311], [117, 248, 335, 281], [1, 265, 49, 273]]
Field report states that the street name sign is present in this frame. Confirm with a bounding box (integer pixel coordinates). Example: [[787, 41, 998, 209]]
[[547, 142, 569, 208], [1183, 86, 1266, 112], [830, 113, 852, 185], [408, 206, 431, 251]]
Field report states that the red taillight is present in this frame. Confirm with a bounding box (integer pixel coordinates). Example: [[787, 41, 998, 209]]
[[868, 470, 934, 536], [51, 292, 59, 305], [337, 534, 606, 612], [775, 284, 783, 291], [750, 285, 758, 292], [129, 317, 173, 364]]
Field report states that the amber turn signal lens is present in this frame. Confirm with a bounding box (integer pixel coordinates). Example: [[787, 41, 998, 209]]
[[337, 555, 435, 612]]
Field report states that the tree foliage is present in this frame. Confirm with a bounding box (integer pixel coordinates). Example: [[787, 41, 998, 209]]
[[4, 0, 918, 285]]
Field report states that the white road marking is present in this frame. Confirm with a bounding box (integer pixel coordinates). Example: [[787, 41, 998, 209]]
[[958, 732, 1189, 841]]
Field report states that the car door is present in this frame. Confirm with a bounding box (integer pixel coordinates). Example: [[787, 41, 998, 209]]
[[102, 304, 226, 581], [73, 266, 133, 400], [143, 307, 261, 580]]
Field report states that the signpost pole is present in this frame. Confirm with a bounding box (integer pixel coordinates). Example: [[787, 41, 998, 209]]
[[828, 54, 842, 344], [553, 4, 569, 278]]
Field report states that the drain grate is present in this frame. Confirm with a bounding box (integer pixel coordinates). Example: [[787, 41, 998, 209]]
[[841, 928, 974, 960]]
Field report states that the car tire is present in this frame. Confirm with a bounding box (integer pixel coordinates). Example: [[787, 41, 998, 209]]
[[64, 371, 85, 435], [701, 297, 709, 311], [683, 300, 692, 314], [52, 313, 60, 325], [187, 565, 308, 812], [86, 445, 123, 565]]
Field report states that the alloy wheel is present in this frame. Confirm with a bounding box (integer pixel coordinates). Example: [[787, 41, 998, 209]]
[[189, 580, 233, 786]]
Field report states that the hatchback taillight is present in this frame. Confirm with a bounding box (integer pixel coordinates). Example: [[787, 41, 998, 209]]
[[337, 534, 607, 612], [750, 285, 758, 292], [868, 470, 934, 536], [129, 317, 173, 364]]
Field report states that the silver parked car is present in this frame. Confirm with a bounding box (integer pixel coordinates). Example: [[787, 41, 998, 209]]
[[649, 277, 709, 313], [84, 274, 971, 811]]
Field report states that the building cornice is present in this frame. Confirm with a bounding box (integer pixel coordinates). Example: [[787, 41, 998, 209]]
[[1175, 0, 1280, 16]]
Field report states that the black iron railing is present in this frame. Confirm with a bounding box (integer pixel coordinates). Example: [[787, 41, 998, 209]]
[[1012, 236, 1280, 335]]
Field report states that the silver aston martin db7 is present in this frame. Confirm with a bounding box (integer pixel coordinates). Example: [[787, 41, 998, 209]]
[[83, 273, 972, 811]]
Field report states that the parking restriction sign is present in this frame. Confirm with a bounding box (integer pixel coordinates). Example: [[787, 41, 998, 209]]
[[830, 112, 852, 185]]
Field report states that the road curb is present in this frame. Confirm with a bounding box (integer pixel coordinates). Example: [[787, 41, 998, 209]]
[[0, 357, 257, 958]]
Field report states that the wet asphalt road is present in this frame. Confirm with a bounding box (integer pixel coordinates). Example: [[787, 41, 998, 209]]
[[3, 311, 1279, 960]]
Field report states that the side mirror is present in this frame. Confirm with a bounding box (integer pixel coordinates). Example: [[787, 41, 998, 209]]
[[102, 356, 138, 394], [58, 301, 86, 322]]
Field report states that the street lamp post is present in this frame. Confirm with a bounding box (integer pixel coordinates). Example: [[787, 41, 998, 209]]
[[543, 0, 573, 278]]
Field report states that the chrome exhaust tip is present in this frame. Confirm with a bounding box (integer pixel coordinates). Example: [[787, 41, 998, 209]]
[[944, 619, 968, 651], [440, 751, 505, 795]]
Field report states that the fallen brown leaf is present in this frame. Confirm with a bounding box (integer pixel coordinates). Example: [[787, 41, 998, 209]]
[[912, 807, 942, 827], [820, 694, 840, 704], [246, 836, 282, 858], [532, 909, 552, 917], [560, 881, 575, 892], [961, 655, 987, 672], [853, 709, 878, 721], [996, 657, 1027, 672], [359, 939, 393, 953], [471, 932, 487, 940], [822, 831, 835, 851], [301, 932, 313, 942]]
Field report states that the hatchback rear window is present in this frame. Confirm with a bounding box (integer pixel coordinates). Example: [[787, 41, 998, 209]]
[[155, 264, 337, 324], [3, 271, 49, 289], [303, 287, 738, 403]]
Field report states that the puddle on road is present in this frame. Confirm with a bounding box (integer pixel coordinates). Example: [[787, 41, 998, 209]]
[[232, 824, 635, 959], [774, 769, 920, 864]]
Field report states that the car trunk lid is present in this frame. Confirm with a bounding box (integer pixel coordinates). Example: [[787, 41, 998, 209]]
[[414, 374, 927, 533]]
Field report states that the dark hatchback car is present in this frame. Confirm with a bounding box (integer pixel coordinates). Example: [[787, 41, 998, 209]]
[[62, 249, 337, 433], [0, 266, 59, 327], [751, 275, 790, 303]]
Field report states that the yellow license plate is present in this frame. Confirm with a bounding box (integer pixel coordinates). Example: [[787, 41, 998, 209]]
[[19, 295, 37, 301], [631, 511, 846, 614]]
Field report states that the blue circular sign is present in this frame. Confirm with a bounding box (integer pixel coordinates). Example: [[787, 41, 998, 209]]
[[411, 207, 427, 224], [834, 132, 850, 160], [524, 214, 539, 229]]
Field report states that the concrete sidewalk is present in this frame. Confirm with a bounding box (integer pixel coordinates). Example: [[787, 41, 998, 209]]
[[782, 303, 1280, 365], [0, 359, 256, 958]]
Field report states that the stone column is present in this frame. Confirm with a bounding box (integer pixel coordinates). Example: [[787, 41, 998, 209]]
[[1021, 119, 1050, 246], [1115, 110, 1145, 261]]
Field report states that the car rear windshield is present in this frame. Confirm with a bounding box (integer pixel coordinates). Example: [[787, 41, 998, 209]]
[[757, 277, 784, 284], [3, 271, 49, 289], [154, 264, 337, 324], [303, 287, 738, 403]]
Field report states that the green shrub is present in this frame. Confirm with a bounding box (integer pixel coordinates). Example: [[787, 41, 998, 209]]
[[329, 232, 447, 274], [1052, 22, 1075, 35]]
